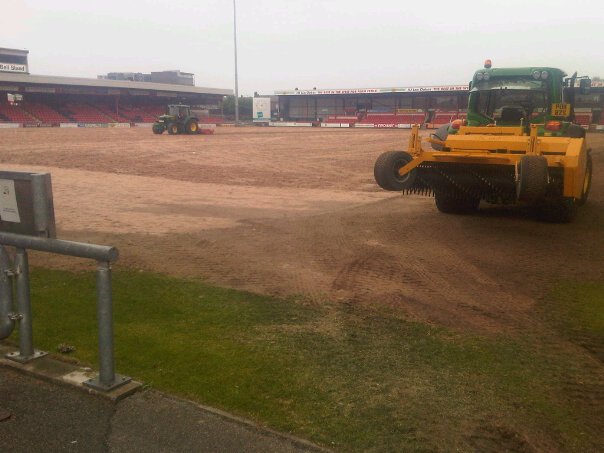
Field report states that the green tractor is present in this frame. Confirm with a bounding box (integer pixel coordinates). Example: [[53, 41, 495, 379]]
[[373, 61, 593, 222], [152, 104, 200, 135]]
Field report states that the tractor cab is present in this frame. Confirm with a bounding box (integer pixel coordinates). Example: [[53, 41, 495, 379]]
[[465, 64, 591, 136], [472, 79, 549, 126], [167, 104, 191, 118]]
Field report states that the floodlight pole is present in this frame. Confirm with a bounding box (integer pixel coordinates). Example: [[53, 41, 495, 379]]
[[233, 0, 240, 125]]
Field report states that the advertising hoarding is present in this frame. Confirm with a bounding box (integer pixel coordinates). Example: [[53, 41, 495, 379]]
[[253, 97, 271, 122]]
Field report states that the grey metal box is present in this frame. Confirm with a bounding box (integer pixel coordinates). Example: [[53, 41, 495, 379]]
[[0, 171, 56, 238]]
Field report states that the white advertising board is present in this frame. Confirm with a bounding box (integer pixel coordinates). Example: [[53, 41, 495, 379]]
[[253, 98, 271, 122], [0, 123, 20, 129], [269, 121, 313, 127], [0, 62, 27, 73], [276, 85, 469, 96], [321, 123, 351, 128]]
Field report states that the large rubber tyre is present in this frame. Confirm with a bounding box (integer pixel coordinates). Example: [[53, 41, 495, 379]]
[[167, 123, 179, 135], [539, 198, 578, 223], [430, 123, 450, 151], [576, 153, 592, 207], [185, 119, 199, 134], [516, 155, 548, 203], [152, 124, 163, 134], [434, 193, 480, 215], [374, 151, 416, 191]]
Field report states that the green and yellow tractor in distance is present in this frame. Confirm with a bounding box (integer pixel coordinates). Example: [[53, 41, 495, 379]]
[[374, 61, 593, 222], [152, 104, 200, 135]]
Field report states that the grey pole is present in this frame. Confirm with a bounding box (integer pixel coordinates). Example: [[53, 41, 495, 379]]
[[83, 261, 131, 391], [15, 248, 33, 358], [233, 0, 240, 125], [96, 261, 115, 386], [0, 246, 15, 340], [6, 248, 46, 362]]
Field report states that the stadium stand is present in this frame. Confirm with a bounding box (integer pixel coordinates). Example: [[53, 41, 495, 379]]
[[116, 104, 159, 123], [95, 103, 131, 123], [0, 99, 37, 123], [63, 102, 115, 123], [0, 99, 180, 124], [324, 115, 358, 125], [21, 101, 69, 123], [574, 108, 593, 129], [358, 111, 426, 126]]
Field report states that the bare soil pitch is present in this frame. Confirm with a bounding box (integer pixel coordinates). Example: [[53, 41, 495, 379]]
[[0, 127, 602, 336]]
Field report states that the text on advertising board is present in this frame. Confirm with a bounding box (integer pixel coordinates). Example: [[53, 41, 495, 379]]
[[0, 63, 28, 73], [276, 85, 470, 96]]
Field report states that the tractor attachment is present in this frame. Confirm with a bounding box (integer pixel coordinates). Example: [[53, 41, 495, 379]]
[[374, 124, 592, 222]]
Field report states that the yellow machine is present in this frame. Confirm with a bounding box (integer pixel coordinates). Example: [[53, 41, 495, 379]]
[[374, 64, 592, 222]]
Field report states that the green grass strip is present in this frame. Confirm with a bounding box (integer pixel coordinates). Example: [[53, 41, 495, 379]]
[[19, 268, 603, 452]]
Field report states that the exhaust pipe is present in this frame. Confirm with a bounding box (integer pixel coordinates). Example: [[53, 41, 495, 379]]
[[0, 246, 15, 340]]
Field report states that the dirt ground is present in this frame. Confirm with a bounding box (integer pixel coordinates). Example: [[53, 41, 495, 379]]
[[0, 127, 602, 336]]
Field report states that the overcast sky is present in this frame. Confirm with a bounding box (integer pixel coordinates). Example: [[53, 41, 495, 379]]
[[3, 0, 604, 95]]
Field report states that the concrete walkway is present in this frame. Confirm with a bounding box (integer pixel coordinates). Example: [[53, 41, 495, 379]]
[[0, 367, 327, 452]]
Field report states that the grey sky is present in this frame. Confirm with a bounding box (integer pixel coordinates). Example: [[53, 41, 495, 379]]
[[4, 0, 604, 95]]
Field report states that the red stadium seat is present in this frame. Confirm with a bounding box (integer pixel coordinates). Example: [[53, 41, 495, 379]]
[[63, 102, 114, 123], [21, 101, 69, 123], [0, 100, 37, 123]]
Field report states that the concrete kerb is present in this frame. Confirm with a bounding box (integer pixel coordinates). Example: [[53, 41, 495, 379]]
[[0, 342, 141, 402], [144, 390, 333, 453]]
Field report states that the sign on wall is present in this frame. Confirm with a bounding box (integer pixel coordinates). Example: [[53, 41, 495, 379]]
[[276, 85, 470, 96], [253, 97, 271, 122], [0, 171, 56, 238], [0, 62, 28, 73]]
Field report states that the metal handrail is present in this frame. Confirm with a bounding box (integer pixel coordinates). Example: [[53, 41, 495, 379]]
[[0, 232, 129, 392]]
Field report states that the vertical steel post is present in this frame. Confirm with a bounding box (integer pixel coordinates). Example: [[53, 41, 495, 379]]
[[6, 248, 46, 362], [85, 260, 131, 391], [15, 248, 33, 358], [96, 261, 115, 386], [0, 246, 15, 340]]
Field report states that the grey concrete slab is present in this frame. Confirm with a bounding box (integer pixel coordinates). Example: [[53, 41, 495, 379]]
[[0, 368, 327, 453], [0, 343, 142, 401], [0, 368, 113, 453], [108, 391, 322, 453]]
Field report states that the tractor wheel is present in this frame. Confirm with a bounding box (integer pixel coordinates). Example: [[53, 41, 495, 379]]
[[185, 119, 199, 134], [516, 155, 548, 203], [539, 198, 578, 223], [374, 151, 416, 191], [434, 192, 480, 215], [167, 123, 179, 135], [152, 124, 163, 134], [576, 153, 592, 207]]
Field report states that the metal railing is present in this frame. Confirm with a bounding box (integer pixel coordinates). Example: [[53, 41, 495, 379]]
[[0, 232, 130, 391]]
